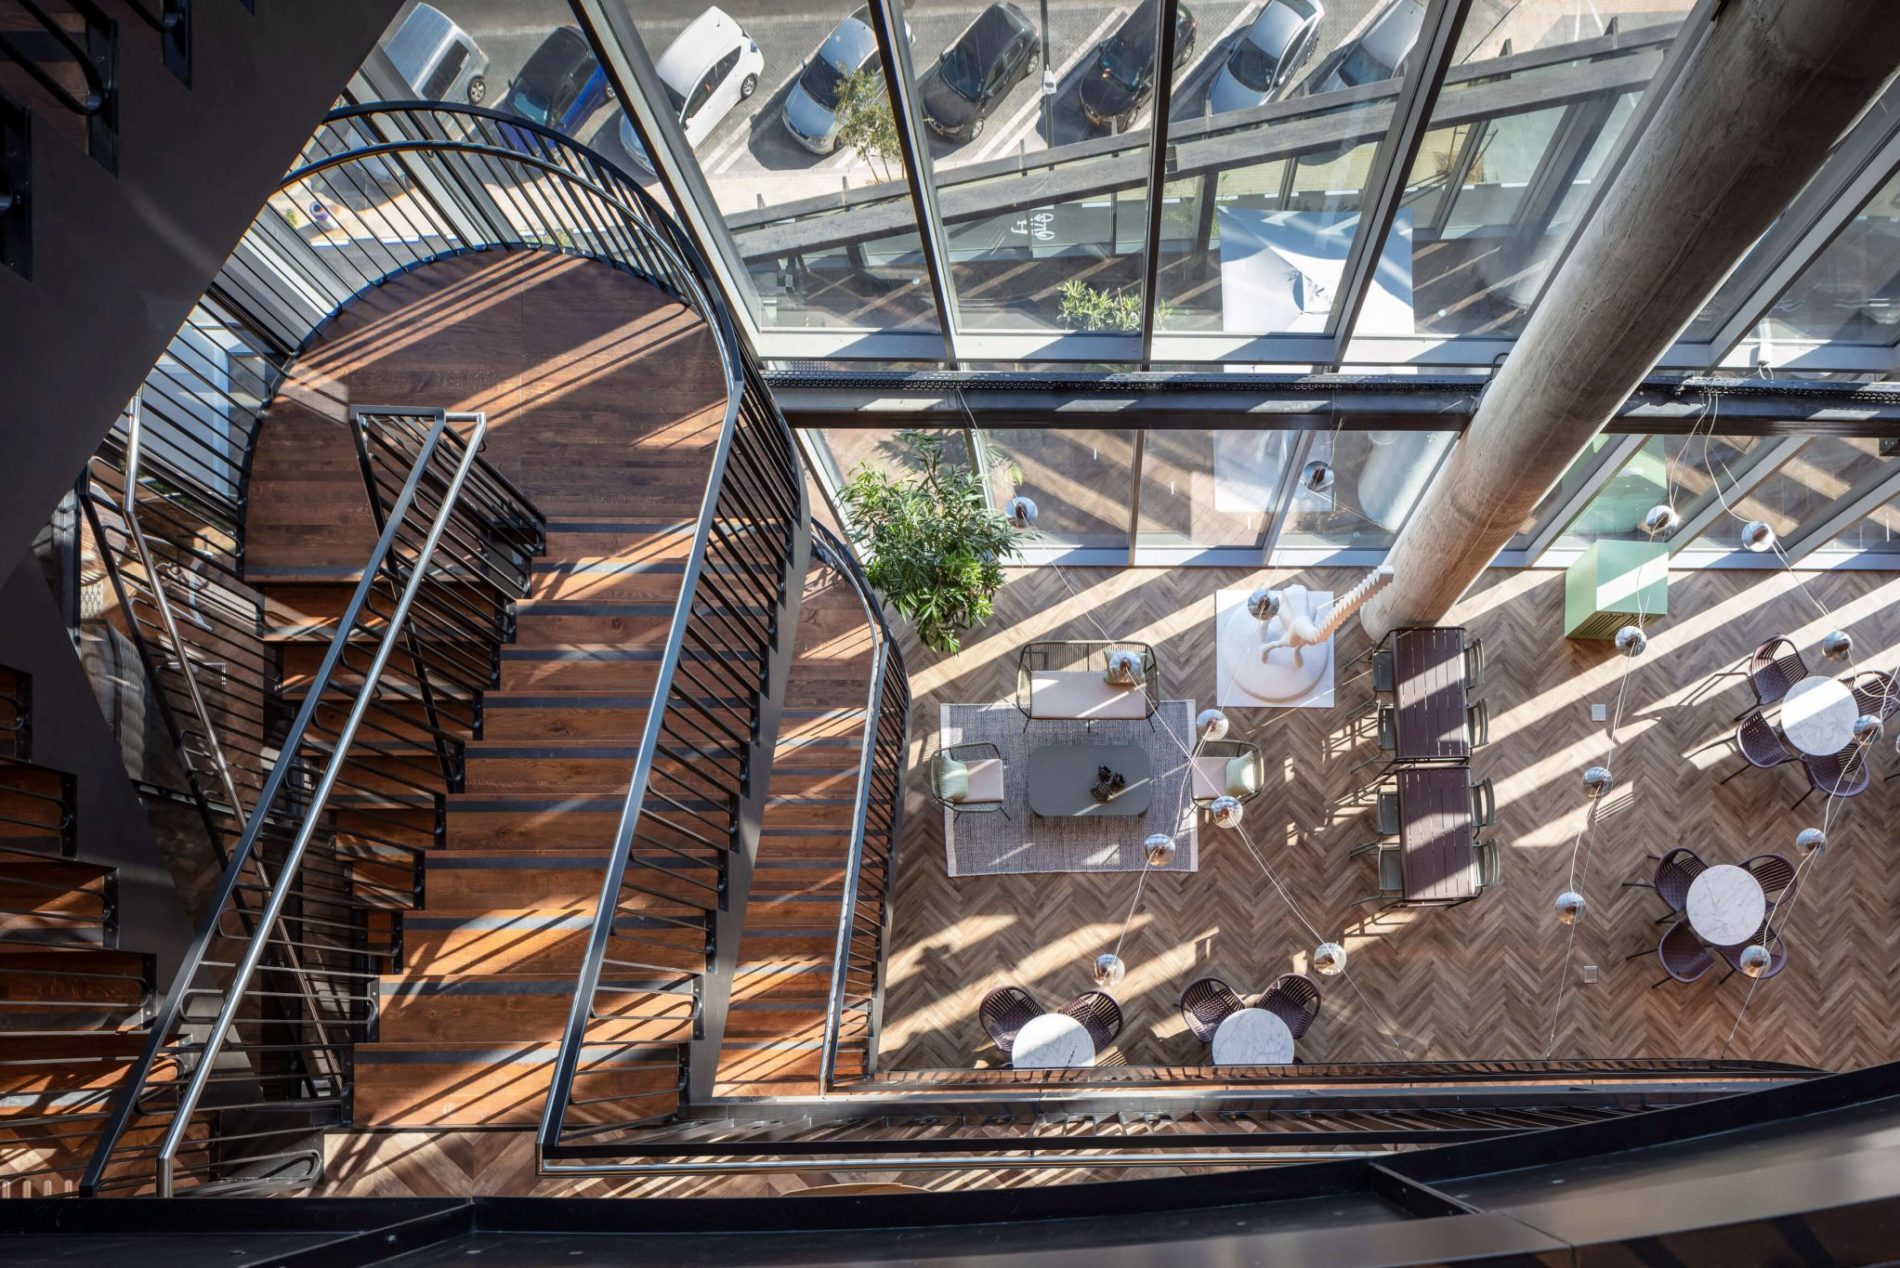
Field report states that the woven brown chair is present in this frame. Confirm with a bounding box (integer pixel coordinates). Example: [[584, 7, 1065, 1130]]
[[1716, 926, 1788, 983], [1737, 637, 1806, 719], [1061, 990, 1124, 1050], [1795, 746, 1870, 809], [1851, 670, 1900, 721], [1720, 711, 1797, 784], [978, 985, 1041, 1054], [1651, 919, 1714, 986], [1741, 852, 1801, 909], [1179, 977, 1245, 1044], [1255, 973, 1322, 1040]]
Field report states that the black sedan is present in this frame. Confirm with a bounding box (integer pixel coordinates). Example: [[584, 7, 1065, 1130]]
[[1079, 0, 1198, 132], [920, 2, 1039, 143]]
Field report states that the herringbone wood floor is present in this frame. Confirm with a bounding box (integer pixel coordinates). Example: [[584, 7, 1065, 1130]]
[[882, 566, 1900, 1073]]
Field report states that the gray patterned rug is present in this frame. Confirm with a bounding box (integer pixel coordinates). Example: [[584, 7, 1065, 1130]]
[[940, 701, 1201, 877]]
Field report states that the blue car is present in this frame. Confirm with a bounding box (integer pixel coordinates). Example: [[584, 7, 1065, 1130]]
[[496, 26, 611, 151]]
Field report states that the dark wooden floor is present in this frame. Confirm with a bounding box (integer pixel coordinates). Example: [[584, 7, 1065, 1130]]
[[882, 565, 1900, 1074]]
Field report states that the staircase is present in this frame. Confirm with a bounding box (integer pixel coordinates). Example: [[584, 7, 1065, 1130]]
[[0, 664, 173, 1196], [714, 558, 880, 1097]]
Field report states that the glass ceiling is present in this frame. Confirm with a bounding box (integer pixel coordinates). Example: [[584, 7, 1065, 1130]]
[[346, 1, 1900, 566]]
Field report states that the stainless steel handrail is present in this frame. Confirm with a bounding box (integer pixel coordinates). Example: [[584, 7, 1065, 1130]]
[[817, 531, 891, 1093], [82, 411, 489, 1196], [119, 395, 340, 1070], [151, 412, 489, 1195]]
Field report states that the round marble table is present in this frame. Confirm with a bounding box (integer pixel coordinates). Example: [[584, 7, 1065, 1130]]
[[1780, 675, 1858, 756], [1685, 864, 1767, 947], [1011, 1013, 1096, 1069], [1210, 1007, 1295, 1066]]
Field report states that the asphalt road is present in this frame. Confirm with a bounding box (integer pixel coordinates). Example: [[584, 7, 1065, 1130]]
[[426, 0, 1386, 210]]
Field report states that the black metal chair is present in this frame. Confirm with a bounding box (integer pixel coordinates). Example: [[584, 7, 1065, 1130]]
[[978, 985, 1040, 1055], [1255, 973, 1322, 1040], [1795, 746, 1870, 808], [930, 741, 1008, 819], [1178, 977, 1245, 1044], [1851, 669, 1900, 721], [1739, 636, 1806, 719], [1061, 990, 1124, 1050], [1626, 919, 1712, 987], [1716, 925, 1788, 983], [1623, 846, 1707, 923], [1741, 852, 1801, 911], [1468, 776, 1496, 829], [1719, 711, 1797, 784]]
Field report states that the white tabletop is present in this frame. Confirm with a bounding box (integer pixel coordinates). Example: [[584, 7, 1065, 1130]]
[[1686, 864, 1767, 947], [1012, 1013, 1096, 1069], [1780, 675, 1858, 756], [1210, 1007, 1295, 1066]]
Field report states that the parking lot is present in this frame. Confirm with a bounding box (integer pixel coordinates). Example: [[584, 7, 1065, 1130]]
[[427, 0, 1387, 215]]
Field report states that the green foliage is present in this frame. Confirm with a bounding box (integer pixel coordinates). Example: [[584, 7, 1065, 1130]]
[[1055, 279, 1173, 332], [834, 69, 901, 182], [838, 430, 1021, 655]]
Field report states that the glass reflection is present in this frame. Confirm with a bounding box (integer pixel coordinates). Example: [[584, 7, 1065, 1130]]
[[1728, 437, 1893, 541], [981, 429, 1134, 545], [1138, 429, 1294, 548], [1276, 430, 1454, 550]]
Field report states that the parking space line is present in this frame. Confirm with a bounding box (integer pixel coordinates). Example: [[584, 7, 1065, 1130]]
[[969, 6, 1128, 164]]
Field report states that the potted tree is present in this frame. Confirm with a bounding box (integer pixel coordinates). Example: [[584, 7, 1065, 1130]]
[[838, 431, 1021, 655]]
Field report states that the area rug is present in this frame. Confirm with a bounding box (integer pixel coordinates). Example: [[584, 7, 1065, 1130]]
[[939, 701, 1200, 877], [1215, 587, 1337, 709]]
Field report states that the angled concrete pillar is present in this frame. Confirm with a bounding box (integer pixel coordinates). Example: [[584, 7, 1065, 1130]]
[[1363, 0, 1900, 639]]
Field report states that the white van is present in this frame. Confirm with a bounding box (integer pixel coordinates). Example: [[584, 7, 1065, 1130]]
[[386, 3, 491, 104], [617, 7, 763, 168]]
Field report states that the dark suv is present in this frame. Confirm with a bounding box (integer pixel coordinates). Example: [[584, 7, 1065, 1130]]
[[920, 2, 1039, 143], [1079, 0, 1197, 132]]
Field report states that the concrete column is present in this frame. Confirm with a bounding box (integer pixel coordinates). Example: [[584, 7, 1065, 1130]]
[[1362, 0, 1900, 639]]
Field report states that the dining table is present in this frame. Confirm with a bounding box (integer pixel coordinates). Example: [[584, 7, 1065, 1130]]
[[1390, 627, 1470, 762], [1396, 765, 1477, 904], [1211, 1007, 1294, 1065], [1011, 1013, 1096, 1069], [1778, 674, 1858, 757], [1685, 864, 1767, 947]]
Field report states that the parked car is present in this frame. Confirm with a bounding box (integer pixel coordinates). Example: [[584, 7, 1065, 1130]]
[[617, 7, 764, 170], [919, 2, 1038, 143], [1206, 0, 1323, 115], [1079, 0, 1198, 133], [782, 7, 912, 156], [384, 2, 489, 104], [497, 26, 611, 143], [1313, 0, 1424, 94]]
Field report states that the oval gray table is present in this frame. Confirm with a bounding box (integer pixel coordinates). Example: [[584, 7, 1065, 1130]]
[[1210, 1007, 1294, 1066]]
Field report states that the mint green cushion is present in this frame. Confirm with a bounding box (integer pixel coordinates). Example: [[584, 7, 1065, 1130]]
[[939, 758, 971, 802], [1225, 755, 1261, 797]]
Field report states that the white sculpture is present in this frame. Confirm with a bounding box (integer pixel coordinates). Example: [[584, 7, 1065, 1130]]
[[1261, 566, 1395, 665]]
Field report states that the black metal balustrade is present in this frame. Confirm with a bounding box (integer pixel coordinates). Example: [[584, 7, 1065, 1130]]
[[81, 407, 541, 1196], [814, 525, 909, 1090]]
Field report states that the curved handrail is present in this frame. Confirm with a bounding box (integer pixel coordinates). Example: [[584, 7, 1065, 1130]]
[[811, 526, 907, 1090], [259, 101, 803, 1156], [0, 0, 108, 117]]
